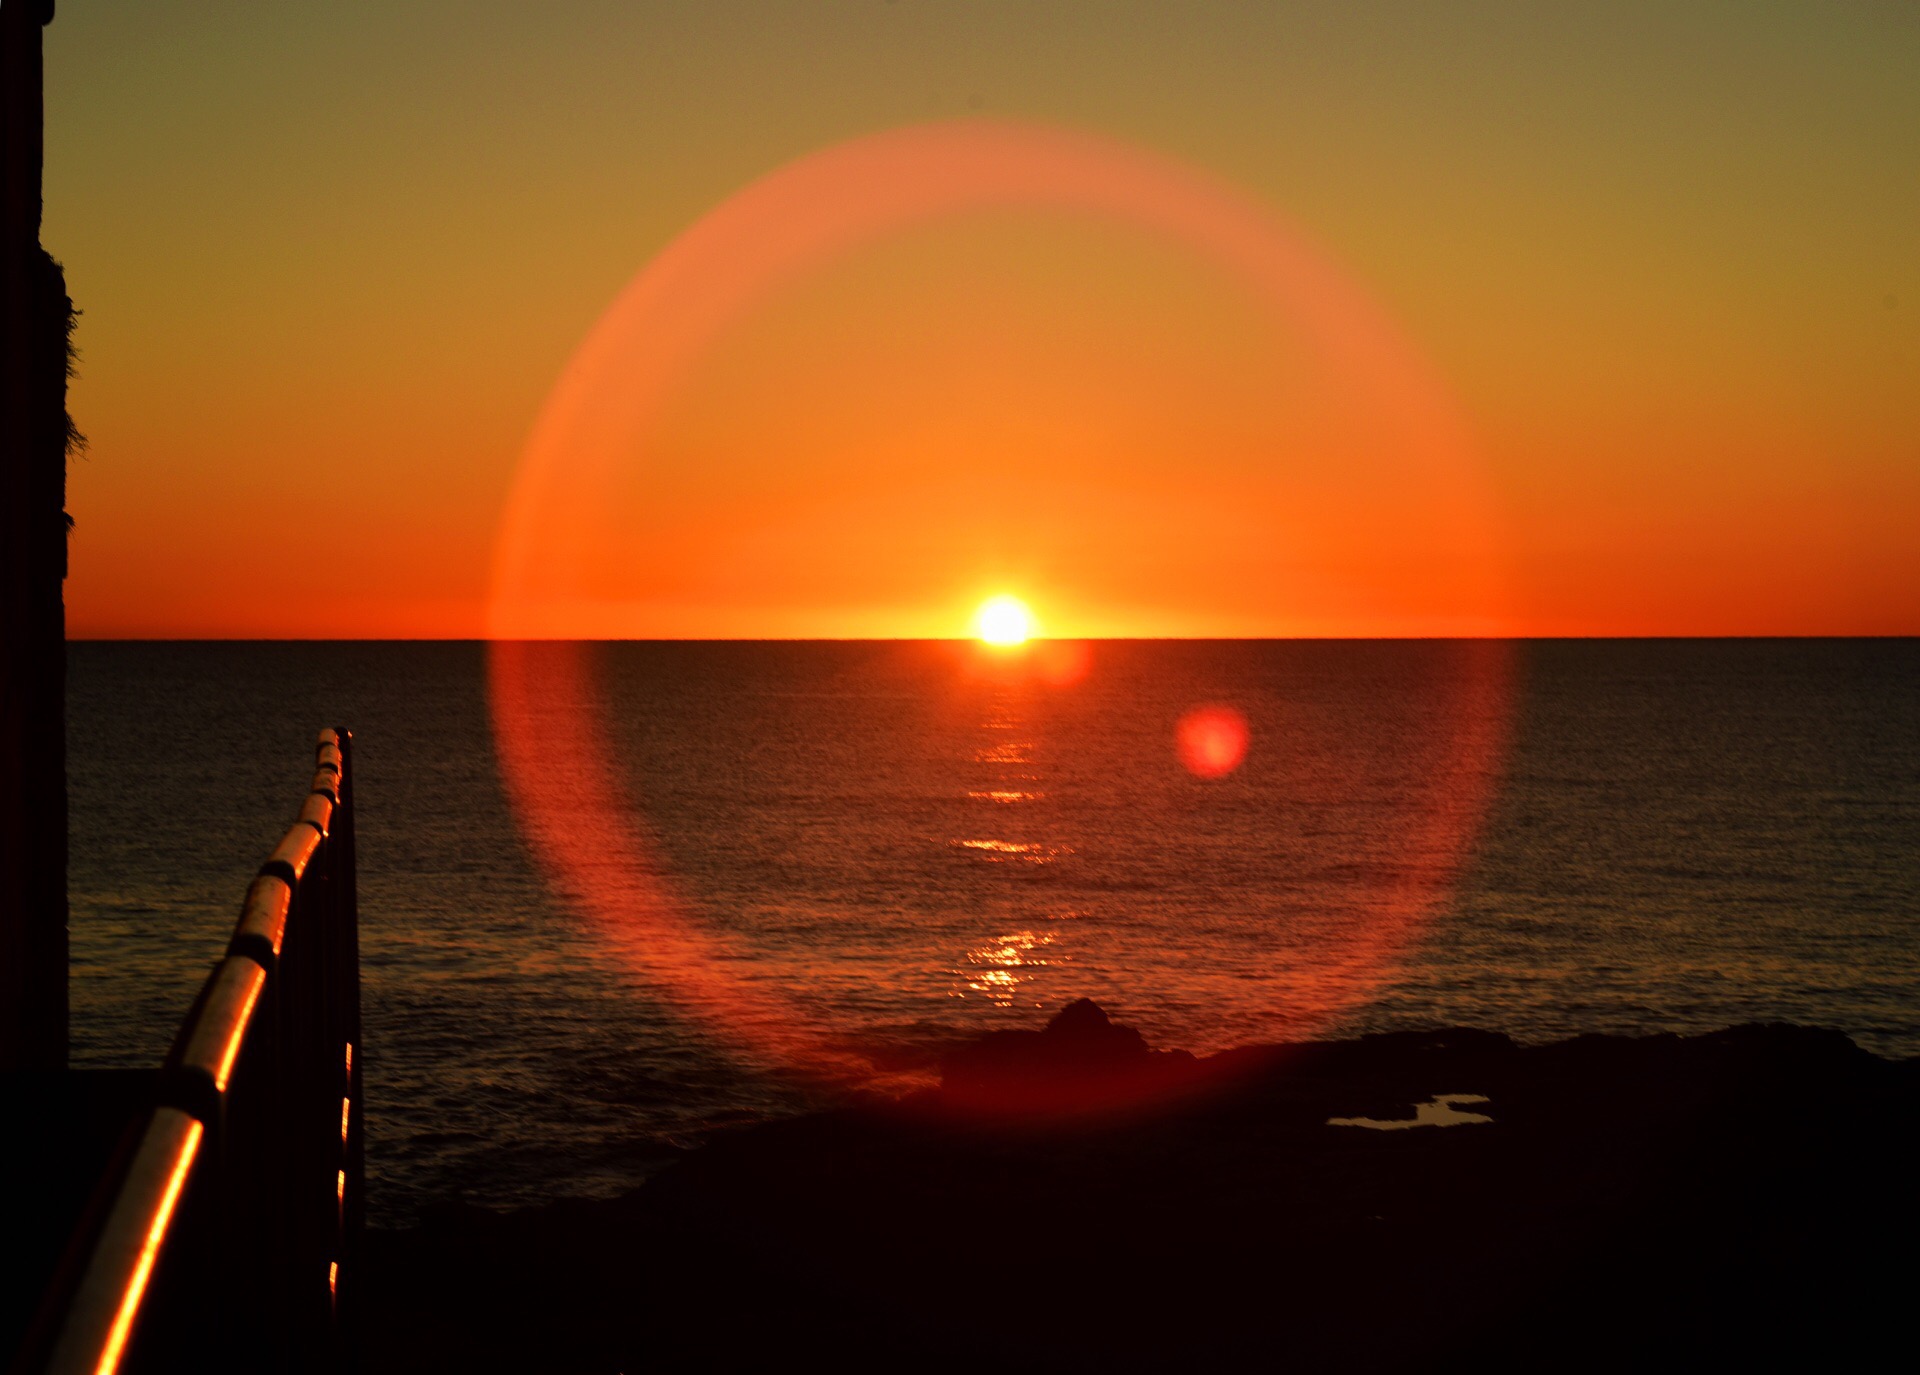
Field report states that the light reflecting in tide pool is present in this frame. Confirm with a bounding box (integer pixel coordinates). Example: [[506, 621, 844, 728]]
[[1328, 1094, 1493, 1131]]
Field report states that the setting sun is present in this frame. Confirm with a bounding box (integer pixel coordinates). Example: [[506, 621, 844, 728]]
[[974, 595, 1037, 646]]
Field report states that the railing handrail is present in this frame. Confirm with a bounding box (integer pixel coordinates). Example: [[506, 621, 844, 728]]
[[29, 729, 362, 1375]]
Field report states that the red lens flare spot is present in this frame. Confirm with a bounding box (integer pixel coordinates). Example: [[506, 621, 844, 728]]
[[1177, 706, 1249, 778]]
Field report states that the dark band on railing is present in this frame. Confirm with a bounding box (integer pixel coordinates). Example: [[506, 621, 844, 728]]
[[298, 791, 334, 836], [178, 958, 268, 1096], [154, 1064, 222, 1131], [160, 911, 278, 1129], [227, 874, 293, 973], [259, 819, 323, 886]]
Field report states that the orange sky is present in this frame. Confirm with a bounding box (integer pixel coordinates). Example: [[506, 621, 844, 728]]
[[47, 2, 1919, 638]]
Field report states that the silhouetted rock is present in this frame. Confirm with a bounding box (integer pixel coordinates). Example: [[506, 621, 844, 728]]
[[363, 1016, 1919, 1374], [1052, 994, 1128, 1038], [939, 999, 1196, 1115]]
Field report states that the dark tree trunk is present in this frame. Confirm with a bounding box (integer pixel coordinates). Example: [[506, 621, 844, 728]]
[[1, 0, 70, 1072]]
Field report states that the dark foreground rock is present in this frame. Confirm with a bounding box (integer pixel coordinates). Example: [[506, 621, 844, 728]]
[[363, 1006, 1918, 1372]]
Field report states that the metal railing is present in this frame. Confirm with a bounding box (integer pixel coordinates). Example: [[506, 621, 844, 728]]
[[24, 730, 363, 1374]]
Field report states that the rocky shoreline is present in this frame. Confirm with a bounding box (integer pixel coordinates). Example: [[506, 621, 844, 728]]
[[364, 1003, 1917, 1372]]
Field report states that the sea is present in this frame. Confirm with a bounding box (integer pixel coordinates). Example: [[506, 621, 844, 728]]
[[67, 639, 1919, 1223]]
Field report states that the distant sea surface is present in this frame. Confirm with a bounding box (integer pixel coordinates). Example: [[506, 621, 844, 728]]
[[68, 640, 1919, 1221]]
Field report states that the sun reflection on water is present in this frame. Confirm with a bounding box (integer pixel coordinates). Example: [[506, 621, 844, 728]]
[[955, 929, 1058, 1005], [952, 838, 1074, 863], [975, 745, 1034, 768]]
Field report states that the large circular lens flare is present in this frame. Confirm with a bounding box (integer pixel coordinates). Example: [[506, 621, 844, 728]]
[[486, 117, 1514, 1099]]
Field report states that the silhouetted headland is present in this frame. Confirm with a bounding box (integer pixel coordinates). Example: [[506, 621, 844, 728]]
[[365, 1002, 1916, 1372]]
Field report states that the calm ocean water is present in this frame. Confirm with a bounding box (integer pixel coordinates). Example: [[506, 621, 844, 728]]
[[68, 640, 1918, 1221]]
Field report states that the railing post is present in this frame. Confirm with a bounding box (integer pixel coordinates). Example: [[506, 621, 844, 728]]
[[332, 729, 363, 1367]]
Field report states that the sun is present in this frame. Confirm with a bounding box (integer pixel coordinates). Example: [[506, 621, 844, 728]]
[[974, 595, 1036, 646]]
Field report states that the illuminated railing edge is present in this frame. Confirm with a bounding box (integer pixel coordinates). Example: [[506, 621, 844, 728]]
[[38, 729, 356, 1375]]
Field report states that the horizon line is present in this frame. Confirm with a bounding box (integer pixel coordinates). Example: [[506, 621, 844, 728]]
[[63, 633, 1920, 645]]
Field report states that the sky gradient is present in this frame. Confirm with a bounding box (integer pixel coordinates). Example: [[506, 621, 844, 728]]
[[46, 1, 1919, 638]]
